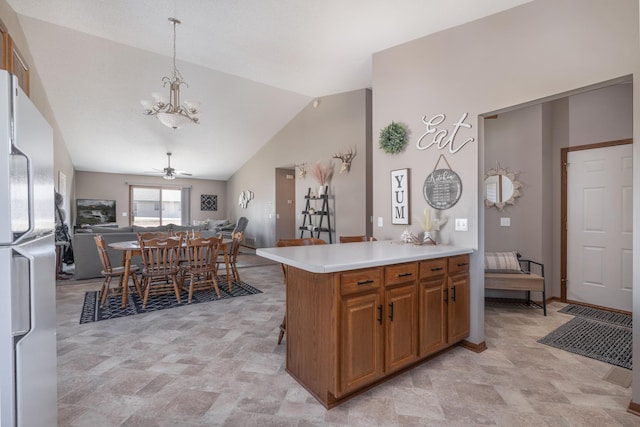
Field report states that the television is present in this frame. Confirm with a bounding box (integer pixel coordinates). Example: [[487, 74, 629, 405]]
[[76, 199, 117, 226]]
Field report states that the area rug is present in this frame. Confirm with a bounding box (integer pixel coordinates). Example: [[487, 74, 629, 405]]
[[558, 304, 632, 328], [80, 276, 262, 324], [537, 307, 632, 369]]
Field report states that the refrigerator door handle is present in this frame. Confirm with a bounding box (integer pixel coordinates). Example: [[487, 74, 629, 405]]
[[10, 143, 34, 244], [10, 247, 31, 337]]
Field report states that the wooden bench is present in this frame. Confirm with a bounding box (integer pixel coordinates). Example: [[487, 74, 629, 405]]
[[485, 259, 546, 315]]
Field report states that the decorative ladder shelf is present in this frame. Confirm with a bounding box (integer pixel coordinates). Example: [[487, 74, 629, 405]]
[[299, 186, 332, 243]]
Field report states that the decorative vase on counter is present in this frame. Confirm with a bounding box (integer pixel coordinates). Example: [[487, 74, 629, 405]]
[[423, 231, 436, 245]]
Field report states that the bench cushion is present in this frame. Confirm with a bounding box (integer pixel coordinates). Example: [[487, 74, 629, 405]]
[[484, 251, 522, 273], [485, 272, 544, 292]]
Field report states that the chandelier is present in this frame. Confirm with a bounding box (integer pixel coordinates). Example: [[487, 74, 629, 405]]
[[142, 17, 200, 129]]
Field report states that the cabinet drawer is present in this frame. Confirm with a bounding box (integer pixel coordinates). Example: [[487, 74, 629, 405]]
[[385, 262, 418, 286], [341, 268, 382, 295], [448, 255, 470, 274], [419, 258, 448, 279]]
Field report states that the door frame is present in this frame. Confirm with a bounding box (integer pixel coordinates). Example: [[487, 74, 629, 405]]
[[560, 138, 633, 302]]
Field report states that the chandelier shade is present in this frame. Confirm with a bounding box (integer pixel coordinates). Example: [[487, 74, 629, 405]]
[[142, 17, 200, 129]]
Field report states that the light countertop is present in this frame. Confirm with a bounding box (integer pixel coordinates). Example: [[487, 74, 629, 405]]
[[257, 241, 473, 273]]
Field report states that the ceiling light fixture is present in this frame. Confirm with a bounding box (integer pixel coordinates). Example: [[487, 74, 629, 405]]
[[141, 17, 200, 129]]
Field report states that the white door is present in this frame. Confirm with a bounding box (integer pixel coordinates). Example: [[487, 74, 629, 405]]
[[567, 144, 633, 311]]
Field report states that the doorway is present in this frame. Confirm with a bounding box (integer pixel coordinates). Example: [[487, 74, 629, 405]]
[[561, 139, 633, 312], [275, 168, 296, 240]]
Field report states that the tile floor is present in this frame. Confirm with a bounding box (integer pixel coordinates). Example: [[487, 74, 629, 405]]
[[56, 263, 639, 426]]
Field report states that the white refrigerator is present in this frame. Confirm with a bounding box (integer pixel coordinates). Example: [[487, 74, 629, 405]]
[[0, 70, 57, 426]]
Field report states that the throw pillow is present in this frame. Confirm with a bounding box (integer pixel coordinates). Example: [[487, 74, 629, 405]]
[[485, 251, 522, 273]]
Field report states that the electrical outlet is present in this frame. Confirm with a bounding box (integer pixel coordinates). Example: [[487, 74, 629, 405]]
[[455, 218, 468, 231], [500, 217, 510, 227], [377, 217, 384, 227]]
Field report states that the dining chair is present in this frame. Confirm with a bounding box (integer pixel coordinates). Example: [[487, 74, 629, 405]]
[[137, 231, 170, 241], [94, 234, 142, 307], [138, 237, 182, 308], [275, 237, 326, 344], [217, 231, 244, 283], [180, 236, 222, 303], [339, 235, 377, 243], [169, 230, 202, 240]]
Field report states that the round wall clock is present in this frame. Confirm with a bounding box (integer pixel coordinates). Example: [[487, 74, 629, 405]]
[[423, 169, 462, 210]]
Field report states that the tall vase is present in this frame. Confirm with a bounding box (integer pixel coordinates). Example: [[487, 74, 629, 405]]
[[318, 185, 325, 196]]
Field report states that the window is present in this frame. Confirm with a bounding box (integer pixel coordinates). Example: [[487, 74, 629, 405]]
[[130, 186, 183, 227]]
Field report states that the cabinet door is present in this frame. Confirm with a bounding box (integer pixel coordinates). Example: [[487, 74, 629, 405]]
[[418, 276, 447, 357], [340, 291, 383, 394], [385, 283, 418, 372], [448, 272, 470, 343]]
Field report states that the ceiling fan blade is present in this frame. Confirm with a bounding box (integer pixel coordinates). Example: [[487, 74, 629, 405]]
[[143, 170, 164, 174], [175, 171, 192, 176]]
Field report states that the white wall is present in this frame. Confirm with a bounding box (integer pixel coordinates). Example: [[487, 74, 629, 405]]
[[74, 171, 227, 228], [0, 1, 75, 218], [226, 89, 371, 248], [371, 0, 639, 395]]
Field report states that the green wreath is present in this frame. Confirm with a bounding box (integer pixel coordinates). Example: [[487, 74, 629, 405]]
[[379, 121, 407, 154]]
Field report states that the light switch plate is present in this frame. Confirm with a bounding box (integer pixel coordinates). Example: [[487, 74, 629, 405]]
[[377, 217, 384, 227], [500, 217, 511, 227], [455, 218, 468, 231]]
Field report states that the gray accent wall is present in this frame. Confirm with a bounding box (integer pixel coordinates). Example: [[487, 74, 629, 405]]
[[74, 171, 227, 228], [226, 89, 372, 248], [370, 0, 639, 384]]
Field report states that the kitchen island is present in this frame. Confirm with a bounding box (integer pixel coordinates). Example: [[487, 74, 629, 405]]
[[257, 241, 474, 408]]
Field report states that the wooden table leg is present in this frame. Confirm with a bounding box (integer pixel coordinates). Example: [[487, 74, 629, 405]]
[[222, 245, 232, 292], [121, 250, 132, 308]]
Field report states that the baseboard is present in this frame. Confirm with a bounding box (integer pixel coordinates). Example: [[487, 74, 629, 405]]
[[627, 400, 640, 417], [460, 340, 487, 353]]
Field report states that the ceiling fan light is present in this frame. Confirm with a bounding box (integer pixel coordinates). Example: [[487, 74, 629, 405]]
[[163, 173, 176, 180]]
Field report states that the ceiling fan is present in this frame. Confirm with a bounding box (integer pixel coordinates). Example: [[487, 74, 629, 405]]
[[145, 152, 192, 180]]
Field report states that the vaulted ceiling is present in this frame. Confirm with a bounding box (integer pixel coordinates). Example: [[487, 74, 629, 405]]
[[8, 0, 532, 180]]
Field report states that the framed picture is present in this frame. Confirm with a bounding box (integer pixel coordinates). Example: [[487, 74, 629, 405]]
[[391, 168, 409, 224], [200, 194, 217, 211]]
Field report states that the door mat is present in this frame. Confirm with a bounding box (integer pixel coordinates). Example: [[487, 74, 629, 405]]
[[603, 365, 632, 388], [558, 304, 632, 328], [537, 316, 632, 369], [80, 276, 262, 324]]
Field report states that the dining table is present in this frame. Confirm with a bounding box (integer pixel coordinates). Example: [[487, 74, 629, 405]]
[[108, 238, 233, 308]]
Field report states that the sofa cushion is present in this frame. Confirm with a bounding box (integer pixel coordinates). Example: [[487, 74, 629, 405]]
[[484, 251, 522, 273], [90, 226, 133, 233], [132, 225, 170, 232], [169, 224, 207, 232]]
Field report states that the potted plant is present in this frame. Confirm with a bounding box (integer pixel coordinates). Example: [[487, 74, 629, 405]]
[[310, 160, 334, 196]]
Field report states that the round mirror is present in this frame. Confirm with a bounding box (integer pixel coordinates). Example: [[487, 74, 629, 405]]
[[484, 164, 521, 210]]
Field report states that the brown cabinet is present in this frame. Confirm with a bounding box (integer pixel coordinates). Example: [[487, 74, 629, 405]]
[[339, 268, 383, 394], [339, 262, 418, 394], [447, 255, 470, 343], [383, 262, 418, 373], [284, 253, 470, 408], [418, 254, 470, 358]]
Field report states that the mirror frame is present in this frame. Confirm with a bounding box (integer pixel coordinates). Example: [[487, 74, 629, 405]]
[[484, 164, 522, 210]]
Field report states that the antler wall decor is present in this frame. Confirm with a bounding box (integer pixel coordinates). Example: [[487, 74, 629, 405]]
[[332, 147, 356, 173], [295, 163, 307, 179]]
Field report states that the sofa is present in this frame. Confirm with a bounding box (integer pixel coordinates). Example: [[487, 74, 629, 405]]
[[72, 221, 238, 280]]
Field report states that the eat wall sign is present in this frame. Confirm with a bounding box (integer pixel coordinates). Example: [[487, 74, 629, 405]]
[[416, 112, 475, 154]]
